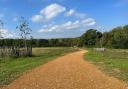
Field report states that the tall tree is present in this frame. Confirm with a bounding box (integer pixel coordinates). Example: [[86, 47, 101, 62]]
[[81, 29, 102, 46], [16, 17, 32, 48]]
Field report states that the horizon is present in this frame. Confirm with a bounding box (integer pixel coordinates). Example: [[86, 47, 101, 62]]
[[0, 0, 128, 39]]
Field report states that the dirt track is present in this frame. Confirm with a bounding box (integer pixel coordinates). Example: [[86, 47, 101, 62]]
[[2, 50, 127, 89]]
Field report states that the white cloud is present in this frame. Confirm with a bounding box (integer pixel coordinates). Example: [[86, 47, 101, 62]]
[[31, 3, 96, 36], [31, 15, 43, 23], [65, 9, 86, 18], [38, 18, 96, 32], [0, 29, 14, 38], [81, 18, 96, 25], [65, 9, 75, 16], [40, 3, 66, 19], [31, 3, 66, 22]]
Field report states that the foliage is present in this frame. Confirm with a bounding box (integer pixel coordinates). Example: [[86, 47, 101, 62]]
[[16, 17, 32, 40], [102, 25, 128, 48], [15, 17, 32, 56], [80, 29, 102, 46], [0, 18, 33, 57]]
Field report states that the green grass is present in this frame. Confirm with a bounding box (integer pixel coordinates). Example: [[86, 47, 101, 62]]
[[85, 48, 128, 83], [0, 47, 79, 85]]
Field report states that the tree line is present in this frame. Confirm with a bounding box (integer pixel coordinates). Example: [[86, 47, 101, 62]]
[[0, 24, 128, 49], [102, 25, 128, 48]]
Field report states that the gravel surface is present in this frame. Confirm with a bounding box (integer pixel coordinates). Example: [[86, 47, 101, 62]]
[[2, 50, 127, 89]]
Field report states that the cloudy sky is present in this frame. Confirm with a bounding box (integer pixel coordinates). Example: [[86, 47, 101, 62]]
[[0, 0, 128, 38]]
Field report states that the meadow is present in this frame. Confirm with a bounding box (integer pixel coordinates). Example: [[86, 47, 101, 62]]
[[85, 49, 128, 83], [0, 47, 79, 85]]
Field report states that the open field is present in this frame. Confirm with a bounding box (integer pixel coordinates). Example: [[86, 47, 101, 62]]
[[0, 47, 79, 86], [2, 50, 127, 89], [85, 49, 128, 83]]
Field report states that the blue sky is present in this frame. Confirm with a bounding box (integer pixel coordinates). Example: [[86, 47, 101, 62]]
[[0, 0, 128, 38]]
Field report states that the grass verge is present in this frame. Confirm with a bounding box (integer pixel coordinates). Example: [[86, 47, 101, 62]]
[[0, 47, 79, 85], [85, 48, 128, 83]]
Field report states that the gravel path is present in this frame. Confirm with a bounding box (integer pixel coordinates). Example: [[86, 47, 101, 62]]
[[2, 50, 127, 89]]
